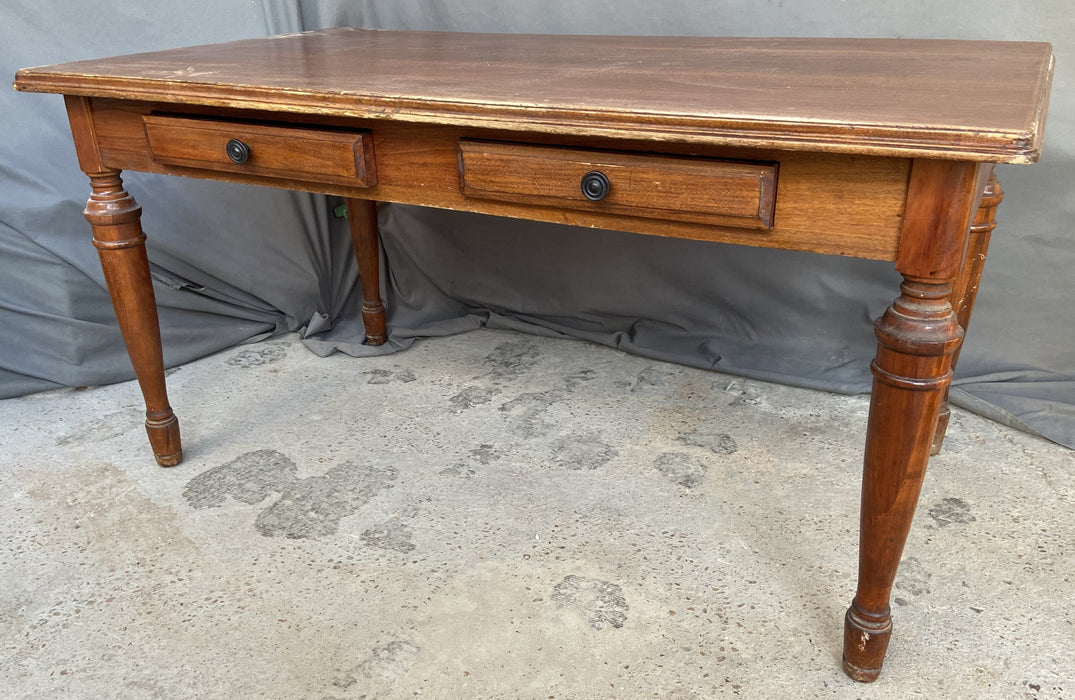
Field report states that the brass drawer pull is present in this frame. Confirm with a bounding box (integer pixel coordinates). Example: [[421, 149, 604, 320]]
[[225, 138, 250, 164]]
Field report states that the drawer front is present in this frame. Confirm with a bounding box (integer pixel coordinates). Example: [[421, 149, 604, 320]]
[[459, 140, 777, 229], [143, 115, 376, 187]]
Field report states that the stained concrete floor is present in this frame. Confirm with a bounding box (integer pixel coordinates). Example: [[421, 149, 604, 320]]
[[1, 328, 1072, 699]]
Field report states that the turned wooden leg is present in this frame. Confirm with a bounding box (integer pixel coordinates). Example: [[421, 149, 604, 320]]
[[843, 278, 963, 680], [843, 160, 980, 681], [86, 170, 182, 467], [932, 166, 1003, 455], [345, 198, 386, 345]]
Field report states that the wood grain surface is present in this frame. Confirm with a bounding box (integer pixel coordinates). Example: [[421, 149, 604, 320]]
[[86, 99, 911, 259], [458, 140, 778, 229], [15, 29, 1053, 162], [143, 115, 376, 187], [21, 32, 1055, 683]]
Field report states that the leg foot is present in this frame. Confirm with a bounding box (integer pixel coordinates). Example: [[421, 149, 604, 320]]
[[842, 600, 892, 682], [147, 412, 183, 466], [361, 301, 387, 346]]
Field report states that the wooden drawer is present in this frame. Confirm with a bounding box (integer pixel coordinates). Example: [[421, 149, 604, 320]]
[[459, 140, 777, 229], [143, 115, 376, 187]]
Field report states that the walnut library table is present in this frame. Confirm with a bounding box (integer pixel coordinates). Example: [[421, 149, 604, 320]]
[[14, 29, 1054, 681]]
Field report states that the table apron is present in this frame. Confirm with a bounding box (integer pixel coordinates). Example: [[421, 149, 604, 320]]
[[86, 98, 910, 261]]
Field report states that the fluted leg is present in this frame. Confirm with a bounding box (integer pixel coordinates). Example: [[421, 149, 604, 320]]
[[345, 198, 386, 345], [85, 170, 182, 466], [932, 167, 1003, 454]]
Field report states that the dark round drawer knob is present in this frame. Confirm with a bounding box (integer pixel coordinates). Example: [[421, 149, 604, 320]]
[[581, 171, 610, 201], [225, 138, 250, 164]]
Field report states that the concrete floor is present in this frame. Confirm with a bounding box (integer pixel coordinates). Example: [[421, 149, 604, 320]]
[[1, 328, 1071, 699]]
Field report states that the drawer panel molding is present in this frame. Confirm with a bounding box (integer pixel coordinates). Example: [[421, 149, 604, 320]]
[[459, 140, 777, 230], [143, 115, 376, 187]]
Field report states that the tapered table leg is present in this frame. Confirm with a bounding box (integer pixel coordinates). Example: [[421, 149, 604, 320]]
[[843, 278, 963, 680], [85, 170, 182, 466], [932, 167, 1003, 454], [843, 159, 980, 681], [345, 198, 387, 345]]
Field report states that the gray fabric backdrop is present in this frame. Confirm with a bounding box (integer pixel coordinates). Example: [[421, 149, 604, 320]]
[[2, 0, 1073, 448]]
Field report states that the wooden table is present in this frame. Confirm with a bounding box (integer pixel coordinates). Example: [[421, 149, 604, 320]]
[[14, 29, 1053, 682]]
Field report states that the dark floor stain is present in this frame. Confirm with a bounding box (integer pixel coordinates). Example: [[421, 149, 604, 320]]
[[499, 390, 563, 438], [928, 497, 976, 527], [182, 450, 298, 508], [654, 452, 708, 489], [365, 368, 417, 385], [552, 433, 618, 471], [469, 444, 503, 465], [439, 462, 477, 478], [440, 444, 504, 478], [254, 462, 397, 539], [895, 556, 932, 598], [551, 575, 629, 630], [183, 450, 396, 539], [633, 365, 675, 391], [334, 640, 420, 688], [54, 412, 141, 447], [678, 428, 738, 455], [361, 518, 416, 553], [725, 381, 763, 407], [483, 341, 543, 379], [225, 344, 286, 368], [448, 385, 499, 413], [564, 368, 598, 390]]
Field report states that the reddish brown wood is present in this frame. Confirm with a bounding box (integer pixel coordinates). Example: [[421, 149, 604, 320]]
[[143, 115, 377, 187], [17, 35, 1054, 682], [843, 159, 982, 681], [458, 140, 777, 229], [345, 198, 386, 345], [15, 30, 1054, 163], [88, 99, 912, 260], [85, 170, 182, 466], [65, 95, 182, 466], [64, 95, 105, 174], [932, 166, 1003, 454]]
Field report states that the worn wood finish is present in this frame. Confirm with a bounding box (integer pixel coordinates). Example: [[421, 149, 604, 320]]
[[932, 166, 1003, 454], [82, 98, 912, 260], [345, 198, 386, 345], [144, 115, 377, 187], [15, 29, 1053, 162], [458, 140, 777, 229], [842, 159, 982, 681], [65, 95, 182, 466], [85, 170, 182, 467], [17, 33, 1053, 683]]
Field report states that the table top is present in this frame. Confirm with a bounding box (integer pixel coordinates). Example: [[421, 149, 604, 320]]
[[15, 28, 1053, 162]]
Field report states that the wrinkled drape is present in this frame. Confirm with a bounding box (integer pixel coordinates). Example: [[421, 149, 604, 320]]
[[2, 0, 1072, 448]]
